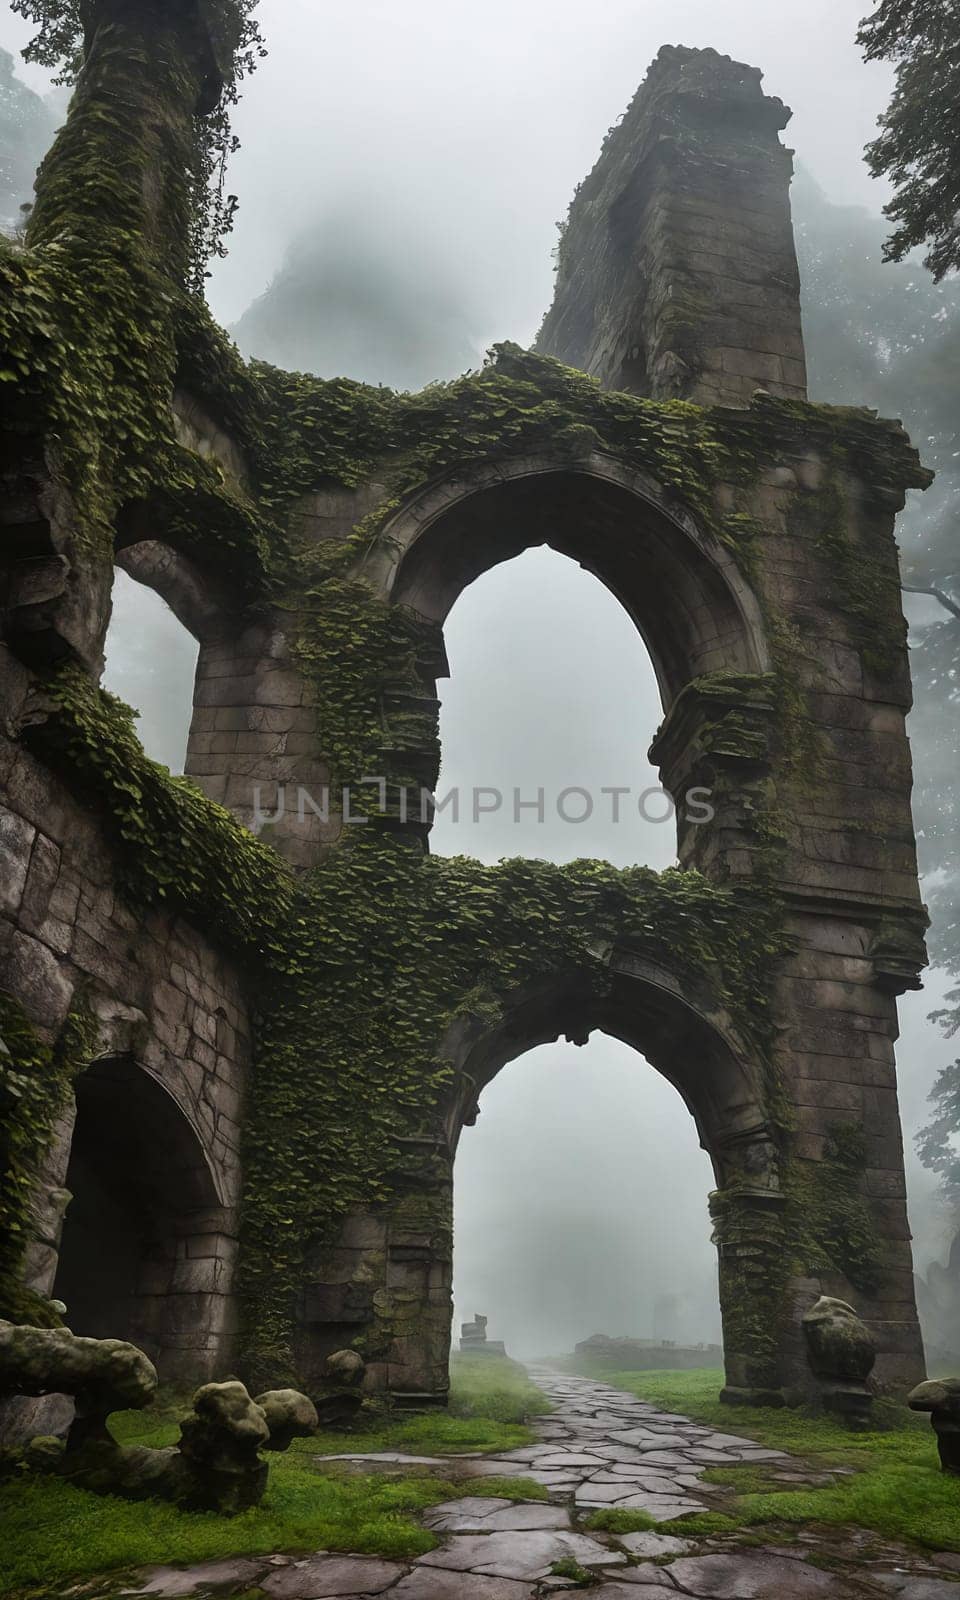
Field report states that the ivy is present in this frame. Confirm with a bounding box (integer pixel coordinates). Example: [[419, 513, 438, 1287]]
[[0, 14, 930, 1385], [787, 1124, 885, 1296], [0, 993, 99, 1326], [11, 0, 266, 291], [23, 666, 294, 958]]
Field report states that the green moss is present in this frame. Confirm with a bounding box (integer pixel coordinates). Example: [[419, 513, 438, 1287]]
[[583, 1508, 657, 1534], [786, 1123, 885, 1294], [239, 847, 788, 1379], [0, 993, 99, 1325], [24, 666, 293, 957]]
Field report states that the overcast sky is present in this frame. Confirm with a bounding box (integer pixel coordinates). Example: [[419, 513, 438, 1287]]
[[5, 0, 953, 1360]]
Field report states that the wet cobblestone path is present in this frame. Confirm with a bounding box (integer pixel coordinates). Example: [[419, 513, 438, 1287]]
[[115, 1369, 960, 1599]]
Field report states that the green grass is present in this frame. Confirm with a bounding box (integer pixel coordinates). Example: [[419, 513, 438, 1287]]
[[311, 1352, 550, 1457], [572, 1363, 960, 1553], [583, 1507, 657, 1534], [0, 1459, 444, 1596], [0, 1354, 551, 1597]]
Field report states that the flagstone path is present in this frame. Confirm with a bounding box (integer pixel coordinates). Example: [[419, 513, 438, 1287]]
[[114, 1368, 960, 1600]]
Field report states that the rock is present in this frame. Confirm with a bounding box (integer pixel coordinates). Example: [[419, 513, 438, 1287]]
[[323, 1348, 365, 1387], [176, 1380, 270, 1512], [801, 1296, 876, 1420], [117, 1557, 270, 1597], [261, 1554, 406, 1596], [908, 1377, 960, 1474], [460, 1311, 507, 1358], [314, 1348, 367, 1427], [416, 1529, 625, 1581], [423, 1496, 570, 1533], [665, 1551, 855, 1596], [254, 1387, 318, 1451], [619, 1531, 695, 1558], [0, 1390, 74, 1448], [0, 1318, 157, 1449], [869, 1579, 960, 1599], [392, 1575, 531, 1599]]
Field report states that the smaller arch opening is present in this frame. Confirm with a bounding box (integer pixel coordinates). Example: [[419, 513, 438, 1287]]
[[390, 459, 768, 710], [53, 1059, 222, 1369], [433, 548, 677, 867], [102, 549, 200, 773]]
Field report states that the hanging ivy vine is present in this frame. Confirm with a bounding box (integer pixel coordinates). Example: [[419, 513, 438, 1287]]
[[11, 0, 266, 290]]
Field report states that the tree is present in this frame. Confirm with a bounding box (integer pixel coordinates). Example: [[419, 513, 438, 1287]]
[[859, 0, 960, 280]]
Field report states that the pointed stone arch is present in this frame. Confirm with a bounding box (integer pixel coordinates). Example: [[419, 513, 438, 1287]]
[[52, 1056, 233, 1380], [380, 452, 770, 708]]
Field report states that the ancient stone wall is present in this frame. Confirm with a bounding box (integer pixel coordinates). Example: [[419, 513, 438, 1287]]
[[0, 9, 933, 1412], [1, 650, 250, 1378]]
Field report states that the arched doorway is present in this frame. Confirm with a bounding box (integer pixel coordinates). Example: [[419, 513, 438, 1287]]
[[365, 957, 782, 1402], [453, 1034, 721, 1362], [367, 456, 781, 1398], [53, 1058, 224, 1373]]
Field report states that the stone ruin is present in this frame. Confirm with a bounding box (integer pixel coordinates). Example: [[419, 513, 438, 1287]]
[[460, 1314, 507, 1359], [0, 2, 935, 1418]]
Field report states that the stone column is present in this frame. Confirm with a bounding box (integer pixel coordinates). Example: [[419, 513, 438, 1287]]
[[537, 45, 806, 407]]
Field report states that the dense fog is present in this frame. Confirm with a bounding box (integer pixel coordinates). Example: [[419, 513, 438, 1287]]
[[4, 0, 958, 1361]]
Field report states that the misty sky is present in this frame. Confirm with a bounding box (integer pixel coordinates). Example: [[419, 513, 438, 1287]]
[[4, 0, 954, 1359]]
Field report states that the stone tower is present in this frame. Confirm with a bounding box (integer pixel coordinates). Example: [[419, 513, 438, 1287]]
[[0, 7, 931, 1406]]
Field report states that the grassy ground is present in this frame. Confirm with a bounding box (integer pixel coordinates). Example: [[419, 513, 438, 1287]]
[[312, 1351, 552, 1457], [0, 1354, 549, 1597], [570, 1363, 960, 1553]]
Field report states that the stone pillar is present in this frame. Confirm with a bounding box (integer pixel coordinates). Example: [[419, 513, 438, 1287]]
[[537, 45, 806, 407], [293, 1143, 454, 1404], [772, 924, 927, 1393], [185, 619, 338, 871]]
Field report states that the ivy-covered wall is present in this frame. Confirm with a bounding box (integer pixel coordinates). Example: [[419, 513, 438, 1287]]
[[0, 6, 934, 1404]]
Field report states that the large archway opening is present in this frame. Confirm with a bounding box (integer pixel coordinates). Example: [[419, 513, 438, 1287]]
[[453, 1035, 721, 1362], [53, 1058, 221, 1368], [434, 960, 780, 1396]]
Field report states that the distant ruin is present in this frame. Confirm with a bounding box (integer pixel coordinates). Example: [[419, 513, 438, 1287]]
[[0, 3, 931, 1410], [460, 1314, 506, 1359]]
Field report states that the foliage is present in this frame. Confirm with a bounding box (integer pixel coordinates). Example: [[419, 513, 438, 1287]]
[[786, 1124, 885, 1294], [0, 994, 98, 1325], [25, 667, 294, 956], [859, 0, 960, 281], [549, 1557, 595, 1584], [10, 0, 266, 289], [583, 1508, 657, 1534]]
